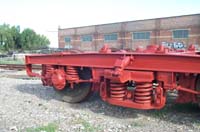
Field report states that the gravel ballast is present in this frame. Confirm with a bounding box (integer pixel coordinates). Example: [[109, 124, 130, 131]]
[[0, 69, 200, 132]]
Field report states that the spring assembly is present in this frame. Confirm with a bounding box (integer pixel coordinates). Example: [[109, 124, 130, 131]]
[[66, 66, 79, 81], [45, 65, 54, 74], [41, 65, 55, 86], [134, 83, 153, 104], [110, 81, 126, 100], [41, 65, 54, 76]]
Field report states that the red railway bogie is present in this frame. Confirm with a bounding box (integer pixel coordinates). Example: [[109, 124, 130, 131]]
[[25, 45, 200, 110]]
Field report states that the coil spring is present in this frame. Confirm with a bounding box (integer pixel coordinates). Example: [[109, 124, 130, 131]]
[[41, 65, 54, 86], [110, 81, 126, 100], [42, 65, 54, 76], [46, 65, 54, 74], [66, 66, 79, 81], [134, 83, 153, 104]]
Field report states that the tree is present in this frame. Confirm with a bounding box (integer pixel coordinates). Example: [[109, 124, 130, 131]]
[[21, 28, 50, 50], [0, 24, 50, 52], [36, 34, 50, 49], [11, 26, 21, 49], [0, 24, 15, 51], [21, 28, 36, 50]]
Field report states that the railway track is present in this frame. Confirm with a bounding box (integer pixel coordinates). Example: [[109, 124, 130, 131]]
[[0, 64, 41, 70]]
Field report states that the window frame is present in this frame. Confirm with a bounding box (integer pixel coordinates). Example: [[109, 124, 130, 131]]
[[104, 33, 118, 42], [132, 31, 151, 40], [81, 35, 93, 42], [172, 29, 189, 39], [64, 36, 71, 43]]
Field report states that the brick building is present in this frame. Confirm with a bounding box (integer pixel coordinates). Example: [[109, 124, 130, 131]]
[[58, 14, 200, 51]]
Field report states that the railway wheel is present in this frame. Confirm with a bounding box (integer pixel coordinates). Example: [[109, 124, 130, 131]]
[[196, 75, 200, 107], [54, 67, 92, 103]]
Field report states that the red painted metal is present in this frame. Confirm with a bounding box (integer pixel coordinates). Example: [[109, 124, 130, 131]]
[[66, 66, 79, 81], [109, 81, 126, 100], [51, 69, 66, 90], [25, 44, 200, 110], [134, 83, 153, 104]]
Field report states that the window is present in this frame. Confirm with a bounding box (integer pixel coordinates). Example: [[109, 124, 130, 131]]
[[173, 30, 189, 38], [133, 32, 150, 40], [104, 33, 118, 41], [64, 37, 71, 43], [82, 35, 92, 42]]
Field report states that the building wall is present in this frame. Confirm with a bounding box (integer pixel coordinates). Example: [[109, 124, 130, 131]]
[[58, 14, 200, 51]]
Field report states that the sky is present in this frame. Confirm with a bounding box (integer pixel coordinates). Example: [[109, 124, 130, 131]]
[[0, 0, 200, 48]]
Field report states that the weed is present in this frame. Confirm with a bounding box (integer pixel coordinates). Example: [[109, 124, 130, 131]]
[[25, 123, 58, 132], [192, 120, 200, 128], [74, 118, 102, 132], [130, 121, 144, 127]]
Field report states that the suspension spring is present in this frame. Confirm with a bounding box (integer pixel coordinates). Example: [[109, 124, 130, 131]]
[[134, 83, 153, 104], [45, 65, 54, 74], [110, 81, 126, 100], [41, 65, 54, 76], [66, 66, 79, 81], [41, 65, 55, 86]]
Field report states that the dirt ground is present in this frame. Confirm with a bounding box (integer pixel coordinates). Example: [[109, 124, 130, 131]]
[[0, 69, 200, 132]]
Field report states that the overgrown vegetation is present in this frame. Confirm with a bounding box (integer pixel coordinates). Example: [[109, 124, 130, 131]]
[[25, 123, 58, 132], [0, 24, 50, 52]]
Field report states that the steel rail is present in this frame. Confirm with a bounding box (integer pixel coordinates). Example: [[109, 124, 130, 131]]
[[0, 64, 41, 70]]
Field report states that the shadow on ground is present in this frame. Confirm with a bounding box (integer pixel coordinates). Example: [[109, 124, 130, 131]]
[[15, 83, 200, 127], [16, 83, 63, 101]]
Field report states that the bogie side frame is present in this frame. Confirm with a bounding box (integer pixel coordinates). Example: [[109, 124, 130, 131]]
[[25, 45, 200, 110]]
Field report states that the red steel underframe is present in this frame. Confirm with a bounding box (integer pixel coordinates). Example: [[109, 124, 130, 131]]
[[26, 53, 200, 73], [25, 52, 200, 110]]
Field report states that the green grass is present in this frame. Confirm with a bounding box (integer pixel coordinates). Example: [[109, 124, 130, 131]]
[[25, 123, 58, 132], [0, 57, 24, 64], [192, 120, 200, 129], [130, 121, 144, 127], [73, 118, 102, 132]]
